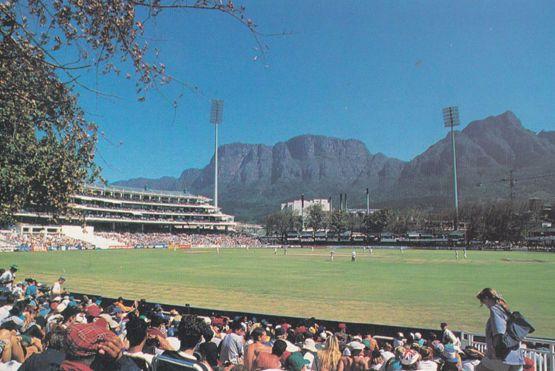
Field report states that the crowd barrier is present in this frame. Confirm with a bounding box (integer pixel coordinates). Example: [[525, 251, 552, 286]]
[[71, 292, 445, 340], [461, 331, 555, 371], [68, 293, 555, 370]]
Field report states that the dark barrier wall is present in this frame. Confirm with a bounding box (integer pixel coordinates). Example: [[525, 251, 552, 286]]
[[72, 292, 445, 340]]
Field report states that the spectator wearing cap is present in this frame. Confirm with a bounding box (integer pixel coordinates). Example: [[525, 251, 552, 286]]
[[59, 322, 138, 370], [318, 335, 342, 371], [0, 265, 18, 291], [156, 314, 212, 371], [253, 339, 286, 370], [220, 320, 246, 366], [84, 303, 103, 322], [300, 338, 319, 370], [51, 276, 66, 297], [287, 351, 311, 371], [244, 326, 270, 371], [344, 340, 370, 371]]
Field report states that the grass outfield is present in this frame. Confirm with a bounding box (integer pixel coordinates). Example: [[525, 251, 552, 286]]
[[1, 248, 554, 337]]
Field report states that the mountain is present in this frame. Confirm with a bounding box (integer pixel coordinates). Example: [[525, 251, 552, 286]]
[[538, 130, 555, 146], [114, 135, 405, 220], [391, 111, 555, 207], [114, 111, 555, 221]]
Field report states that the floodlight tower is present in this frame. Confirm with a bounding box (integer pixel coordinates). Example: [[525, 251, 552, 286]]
[[210, 99, 224, 210], [300, 194, 305, 231], [366, 188, 370, 215], [442, 106, 460, 230]]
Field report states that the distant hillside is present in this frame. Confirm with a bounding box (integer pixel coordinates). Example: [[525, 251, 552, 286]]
[[114, 111, 555, 221]]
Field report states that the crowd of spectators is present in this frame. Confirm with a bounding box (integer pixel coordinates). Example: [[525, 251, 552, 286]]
[[0, 264, 538, 371], [96, 233, 262, 249], [0, 230, 261, 251], [0, 232, 93, 252]]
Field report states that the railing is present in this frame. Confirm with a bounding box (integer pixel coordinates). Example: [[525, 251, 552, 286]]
[[461, 331, 555, 371]]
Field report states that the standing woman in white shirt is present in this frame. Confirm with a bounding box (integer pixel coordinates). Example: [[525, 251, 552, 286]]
[[475, 288, 525, 371]]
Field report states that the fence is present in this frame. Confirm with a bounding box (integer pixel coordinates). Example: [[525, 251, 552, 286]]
[[461, 331, 555, 371]]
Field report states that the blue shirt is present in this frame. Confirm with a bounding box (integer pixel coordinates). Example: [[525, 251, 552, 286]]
[[25, 285, 37, 297], [485, 304, 524, 365]]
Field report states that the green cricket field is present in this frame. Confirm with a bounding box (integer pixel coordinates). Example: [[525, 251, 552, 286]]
[[2, 248, 554, 337]]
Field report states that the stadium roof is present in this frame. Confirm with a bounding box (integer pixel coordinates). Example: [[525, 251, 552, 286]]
[[87, 184, 211, 200]]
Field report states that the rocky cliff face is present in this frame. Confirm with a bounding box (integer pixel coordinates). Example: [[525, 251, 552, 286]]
[[391, 111, 555, 207], [114, 111, 555, 220], [114, 135, 405, 220]]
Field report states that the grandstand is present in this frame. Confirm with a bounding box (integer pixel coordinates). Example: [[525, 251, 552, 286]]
[[14, 184, 236, 234], [8, 185, 237, 249]]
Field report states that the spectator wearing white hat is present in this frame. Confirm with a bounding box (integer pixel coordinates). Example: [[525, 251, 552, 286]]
[[301, 338, 319, 370]]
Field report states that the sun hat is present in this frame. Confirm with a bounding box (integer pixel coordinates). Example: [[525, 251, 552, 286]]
[[302, 338, 318, 353], [55, 302, 67, 313], [66, 323, 116, 357], [463, 346, 484, 360], [85, 304, 102, 318], [348, 341, 365, 351]]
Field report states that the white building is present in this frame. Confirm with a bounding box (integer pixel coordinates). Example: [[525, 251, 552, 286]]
[[281, 198, 331, 213]]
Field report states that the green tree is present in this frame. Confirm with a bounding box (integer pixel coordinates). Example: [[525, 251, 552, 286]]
[[328, 209, 348, 242], [362, 209, 390, 236], [266, 208, 299, 242], [0, 37, 98, 222], [0, 1, 257, 223], [306, 204, 325, 241]]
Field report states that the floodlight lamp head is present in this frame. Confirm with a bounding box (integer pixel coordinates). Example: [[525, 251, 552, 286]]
[[442, 106, 460, 127], [210, 99, 224, 124]]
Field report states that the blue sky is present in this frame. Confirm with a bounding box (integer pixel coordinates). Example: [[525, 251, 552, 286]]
[[73, 1, 555, 182]]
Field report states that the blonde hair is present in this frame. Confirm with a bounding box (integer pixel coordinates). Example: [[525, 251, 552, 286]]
[[476, 288, 510, 313], [318, 335, 342, 371]]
